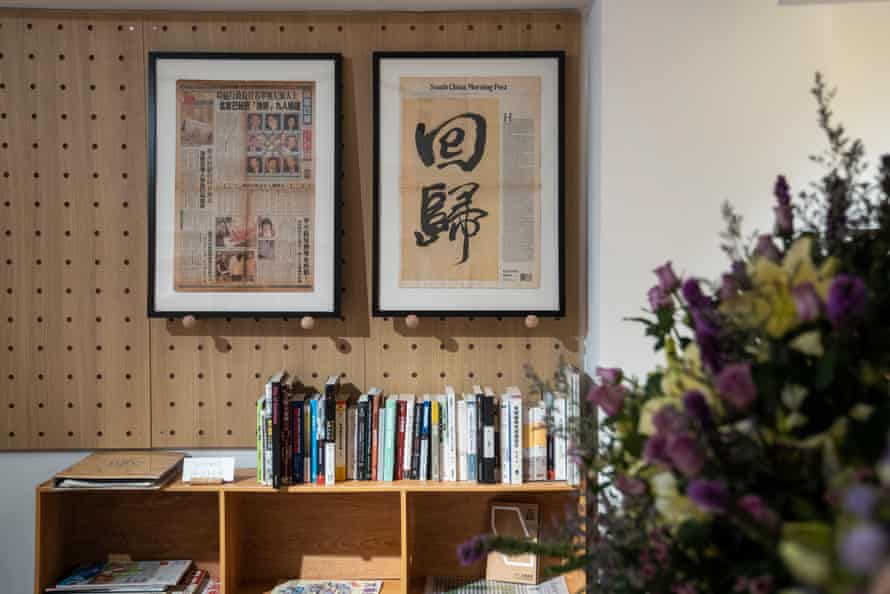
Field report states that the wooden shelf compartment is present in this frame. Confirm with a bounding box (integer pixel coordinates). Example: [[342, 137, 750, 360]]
[[34, 489, 221, 594], [36, 474, 583, 594]]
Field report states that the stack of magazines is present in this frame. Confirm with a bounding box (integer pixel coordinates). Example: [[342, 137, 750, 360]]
[[46, 560, 218, 594]]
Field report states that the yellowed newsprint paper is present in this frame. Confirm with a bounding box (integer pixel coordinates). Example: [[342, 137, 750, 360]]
[[174, 80, 315, 292], [399, 76, 542, 289]]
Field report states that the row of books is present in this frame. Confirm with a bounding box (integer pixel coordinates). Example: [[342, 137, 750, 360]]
[[256, 367, 581, 488], [47, 560, 216, 594]]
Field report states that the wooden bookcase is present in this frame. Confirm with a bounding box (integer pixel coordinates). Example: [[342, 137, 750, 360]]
[[35, 470, 585, 594]]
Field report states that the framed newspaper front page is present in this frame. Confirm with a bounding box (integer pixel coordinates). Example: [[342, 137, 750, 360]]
[[148, 52, 341, 317], [373, 51, 565, 317]]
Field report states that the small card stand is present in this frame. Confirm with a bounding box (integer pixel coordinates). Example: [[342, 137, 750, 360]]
[[185, 477, 224, 485]]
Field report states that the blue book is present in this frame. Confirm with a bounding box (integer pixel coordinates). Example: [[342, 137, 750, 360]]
[[291, 400, 304, 484], [419, 399, 432, 480], [466, 396, 477, 482], [310, 397, 318, 483]]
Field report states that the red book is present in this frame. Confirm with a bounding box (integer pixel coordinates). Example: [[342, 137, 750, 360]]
[[370, 394, 381, 481], [395, 399, 407, 481]]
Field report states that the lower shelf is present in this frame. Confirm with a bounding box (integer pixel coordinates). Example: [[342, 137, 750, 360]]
[[238, 579, 403, 594]]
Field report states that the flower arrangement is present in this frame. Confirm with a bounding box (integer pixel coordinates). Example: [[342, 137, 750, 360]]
[[458, 74, 890, 594]]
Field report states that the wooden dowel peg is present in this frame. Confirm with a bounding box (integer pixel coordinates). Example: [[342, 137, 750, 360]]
[[524, 314, 539, 329], [405, 314, 419, 329], [182, 315, 197, 329], [300, 316, 315, 330]]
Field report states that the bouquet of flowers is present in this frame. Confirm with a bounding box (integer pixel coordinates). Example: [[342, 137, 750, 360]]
[[458, 74, 890, 594]]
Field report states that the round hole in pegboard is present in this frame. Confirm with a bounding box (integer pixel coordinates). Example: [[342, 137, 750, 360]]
[[439, 343, 446, 350], [120, 84, 126, 91], [90, 113, 97, 119], [96, 373, 102, 380], [226, 372, 232, 379], [121, 143, 127, 149], [226, 401, 233, 407], [123, 258, 130, 265], [67, 373, 74, 380], [170, 430, 176, 436], [60, 113, 68, 120], [497, 24, 503, 30], [198, 429, 204, 436], [254, 344, 261, 350], [89, 54, 95, 61], [226, 344, 232, 352], [169, 401, 175, 407], [198, 401, 204, 407], [125, 401, 131, 408], [169, 373, 175, 379], [97, 431, 103, 437], [410, 372, 417, 378], [125, 373, 131, 380], [467, 24, 474, 31], [338, 25, 343, 32], [96, 402, 102, 408], [6, 374, 13, 380], [37, 344, 43, 351], [168, 345, 174, 351], [468, 343, 475, 350], [382, 372, 389, 378], [162, 25, 168, 31], [126, 430, 132, 437], [191, 24, 198, 31], [380, 25, 387, 31], [197, 344, 203, 351], [496, 371, 504, 378], [249, 25, 256, 32], [37, 402, 44, 408], [67, 431, 75, 437], [7, 403, 12, 409], [553, 343, 560, 350], [255, 372, 261, 378], [227, 429, 233, 436], [28, 53, 34, 59], [525, 343, 532, 350], [526, 23, 532, 30], [312, 372, 319, 379], [118, 54, 125, 61], [311, 343, 318, 350], [411, 343, 418, 350], [38, 373, 44, 380], [31, 113, 37, 119], [279, 25, 286, 32], [125, 345, 131, 351], [66, 316, 72, 323], [8, 432, 14, 438], [382, 343, 389, 350], [438, 24, 445, 31], [67, 402, 74, 409]]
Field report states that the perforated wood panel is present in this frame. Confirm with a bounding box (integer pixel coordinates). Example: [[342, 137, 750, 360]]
[[0, 10, 582, 450]]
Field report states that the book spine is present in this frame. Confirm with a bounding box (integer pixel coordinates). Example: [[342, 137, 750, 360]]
[[271, 381, 281, 489], [357, 399, 368, 481], [377, 407, 386, 481], [480, 396, 495, 484], [316, 396, 327, 486], [325, 441, 336, 485], [396, 400, 407, 480], [499, 396, 509, 484], [346, 403, 355, 480], [546, 396, 555, 481], [410, 401, 422, 480], [256, 399, 263, 484], [383, 400, 397, 482], [430, 401, 440, 482], [371, 395, 381, 481], [555, 397, 567, 481], [534, 406, 547, 481], [364, 397, 374, 480], [282, 395, 291, 486], [304, 402, 311, 482], [446, 391, 457, 481], [419, 400, 431, 481], [335, 400, 347, 482], [457, 399, 467, 481], [476, 394, 485, 482], [438, 397, 448, 481], [403, 399, 415, 478], [467, 398, 477, 482], [292, 400, 304, 484], [510, 396, 522, 485], [310, 399, 318, 483], [263, 402, 273, 485], [568, 368, 581, 487]]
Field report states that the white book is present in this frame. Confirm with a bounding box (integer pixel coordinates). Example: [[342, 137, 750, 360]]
[[445, 386, 457, 481], [457, 398, 468, 481], [565, 365, 581, 487], [500, 394, 511, 484], [324, 441, 336, 485], [377, 406, 386, 481], [437, 394, 448, 481], [403, 394, 416, 476], [554, 396, 567, 481], [466, 394, 477, 482], [509, 394, 523, 485]]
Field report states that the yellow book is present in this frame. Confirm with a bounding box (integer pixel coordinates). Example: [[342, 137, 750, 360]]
[[335, 399, 348, 481]]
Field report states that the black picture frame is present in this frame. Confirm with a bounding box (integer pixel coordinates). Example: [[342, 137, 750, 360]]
[[147, 51, 342, 318], [372, 50, 566, 318]]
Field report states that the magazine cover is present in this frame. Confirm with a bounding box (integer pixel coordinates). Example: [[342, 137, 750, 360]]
[[49, 560, 192, 592], [271, 580, 383, 594]]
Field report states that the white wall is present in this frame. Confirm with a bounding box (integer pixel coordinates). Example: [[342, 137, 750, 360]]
[[587, 0, 890, 378]]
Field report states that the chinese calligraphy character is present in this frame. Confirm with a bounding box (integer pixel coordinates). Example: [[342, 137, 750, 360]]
[[415, 113, 487, 172], [414, 182, 488, 265]]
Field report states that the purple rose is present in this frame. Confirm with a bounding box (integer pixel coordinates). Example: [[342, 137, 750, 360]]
[[648, 285, 673, 312], [667, 433, 705, 477], [719, 273, 739, 301], [692, 310, 723, 373], [615, 474, 647, 497], [716, 362, 757, 410], [774, 204, 793, 236], [844, 484, 880, 518], [754, 235, 781, 264], [643, 434, 671, 467], [653, 405, 687, 436], [839, 523, 887, 575], [683, 390, 712, 429], [587, 383, 625, 417], [682, 278, 712, 310], [654, 261, 681, 293], [596, 366, 623, 385], [457, 534, 491, 566], [827, 274, 868, 329], [774, 175, 791, 206], [687, 479, 730, 513], [791, 282, 821, 322], [737, 494, 779, 530]]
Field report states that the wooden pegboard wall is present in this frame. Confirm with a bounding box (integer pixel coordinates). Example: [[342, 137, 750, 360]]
[[0, 10, 583, 450]]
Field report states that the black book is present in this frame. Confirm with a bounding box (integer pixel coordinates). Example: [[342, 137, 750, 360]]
[[363, 394, 374, 480], [316, 393, 327, 486], [268, 370, 287, 489], [410, 401, 422, 479], [475, 388, 485, 482], [324, 375, 339, 461], [479, 395, 497, 483], [357, 395, 369, 480]]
